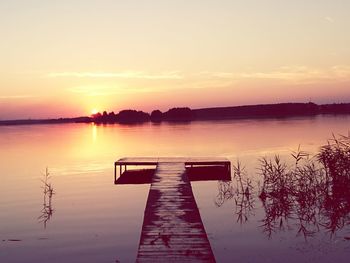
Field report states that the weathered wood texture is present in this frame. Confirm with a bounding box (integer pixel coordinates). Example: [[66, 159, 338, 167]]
[[136, 162, 216, 263]]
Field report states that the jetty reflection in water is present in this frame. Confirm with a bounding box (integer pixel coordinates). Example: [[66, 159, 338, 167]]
[[115, 165, 231, 185]]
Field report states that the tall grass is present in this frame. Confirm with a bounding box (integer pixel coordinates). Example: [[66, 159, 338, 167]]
[[258, 134, 350, 239]]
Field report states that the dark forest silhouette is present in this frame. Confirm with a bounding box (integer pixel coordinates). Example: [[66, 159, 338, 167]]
[[91, 102, 350, 124], [1, 102, 350, 125]]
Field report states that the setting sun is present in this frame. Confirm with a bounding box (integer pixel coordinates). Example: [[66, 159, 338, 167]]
[[91, 109, 99, 115]]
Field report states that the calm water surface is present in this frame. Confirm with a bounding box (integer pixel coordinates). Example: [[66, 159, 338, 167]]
[[0, 115, 349, 262]]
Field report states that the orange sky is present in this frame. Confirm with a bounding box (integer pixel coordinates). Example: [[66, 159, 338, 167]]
[[1, 0, 350, 119]]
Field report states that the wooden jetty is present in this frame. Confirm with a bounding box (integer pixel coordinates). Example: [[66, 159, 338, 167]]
[[114, 157, 231, 262], [114, 157, 231, 184]]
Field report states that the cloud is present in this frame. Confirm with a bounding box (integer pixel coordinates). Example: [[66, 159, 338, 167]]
[[47, 71, 183, 80], [198, 71, 235, 78], [330, 65, 350, 78], [0, 95, 36, 100], [324, 16, 334, 23], [62, 66, 350, 97], [68, 86, 121, 96], [199, 66, 350, 84], [67, 85, 163, 96]]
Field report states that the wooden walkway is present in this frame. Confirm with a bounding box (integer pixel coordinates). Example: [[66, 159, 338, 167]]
[[136, 162, 216, 262]]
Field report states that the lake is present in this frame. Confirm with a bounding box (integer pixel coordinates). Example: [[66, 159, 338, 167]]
[[1, 115, 349, 262]]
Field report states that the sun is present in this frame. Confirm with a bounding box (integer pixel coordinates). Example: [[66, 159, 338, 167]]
[[91, 109, 99, 115]]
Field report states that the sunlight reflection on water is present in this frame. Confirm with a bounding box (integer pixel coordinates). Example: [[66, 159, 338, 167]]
[[0, 115, 349, 262]]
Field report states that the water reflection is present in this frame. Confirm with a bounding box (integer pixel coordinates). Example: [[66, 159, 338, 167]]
[[233, 162, 255, 224], [38, 168, 55, 228], [115, 165, 231, 185], [1, 118, 350, 262], [212, 134, 350, 241], [258, 135, 350, 239], [215, 162, 255, 224]]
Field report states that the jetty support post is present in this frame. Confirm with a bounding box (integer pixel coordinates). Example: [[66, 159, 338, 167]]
[[114, 162, 117, 184]]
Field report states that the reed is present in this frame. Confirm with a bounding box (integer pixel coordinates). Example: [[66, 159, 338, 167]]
[[258, 134, 350, 239], [215, 161, 255, 224], [38, 168, 55, 228]]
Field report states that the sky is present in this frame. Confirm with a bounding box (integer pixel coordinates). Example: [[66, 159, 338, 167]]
[[1, 0, 350, 119]]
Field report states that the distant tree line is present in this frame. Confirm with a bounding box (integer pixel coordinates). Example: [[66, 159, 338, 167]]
[[1, 102, 350, 126], [91, 107, 194, 124], [89, 102, 350, 124]]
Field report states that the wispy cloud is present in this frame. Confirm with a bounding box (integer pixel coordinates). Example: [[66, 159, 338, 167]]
[[198, 66, 350, 84], [0, 95, 36, 100], [62, 66, 350, 97], [198, 71, 235, 78], [67, 86, 121, 96], [67, 85, 163, 96], [47, 71, 183, 80], [324, 16, 334, 23]]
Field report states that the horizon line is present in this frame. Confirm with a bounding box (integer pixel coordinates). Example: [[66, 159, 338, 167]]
[[1, 101, 350, 122]]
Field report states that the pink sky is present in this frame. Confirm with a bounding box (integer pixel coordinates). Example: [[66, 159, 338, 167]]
[[1, 1, 350, 119]]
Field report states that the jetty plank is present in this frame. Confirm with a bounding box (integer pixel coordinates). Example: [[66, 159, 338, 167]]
[[136, 162, 216, 262]]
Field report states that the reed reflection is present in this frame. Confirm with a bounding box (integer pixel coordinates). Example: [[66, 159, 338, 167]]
[[258, 135, 350, 239], [215, 161, 255, 224], [38, 168, 55, 228]]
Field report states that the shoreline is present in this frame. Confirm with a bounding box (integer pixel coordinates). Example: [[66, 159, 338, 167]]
[[1, 102, 350, 126]]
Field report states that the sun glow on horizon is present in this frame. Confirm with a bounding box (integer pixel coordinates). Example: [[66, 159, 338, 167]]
[[1, 1, 350, 119]]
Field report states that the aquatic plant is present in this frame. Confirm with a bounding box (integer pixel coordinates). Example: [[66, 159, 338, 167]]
[[38, 168, 55, 228], [258, 134, 350, 239], [215, 161, 255, 224]]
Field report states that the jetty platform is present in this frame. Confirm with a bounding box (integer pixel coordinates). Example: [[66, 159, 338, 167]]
[[114, 157, 231, 183], [114, 157, 231, 262]]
